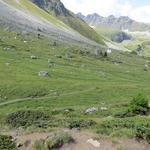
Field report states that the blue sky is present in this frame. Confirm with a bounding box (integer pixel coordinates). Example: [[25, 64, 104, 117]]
[[61, 0, 150, 23]]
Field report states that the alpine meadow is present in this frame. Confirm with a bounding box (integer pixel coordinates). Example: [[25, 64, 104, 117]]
[[0, 0, 150, 150]]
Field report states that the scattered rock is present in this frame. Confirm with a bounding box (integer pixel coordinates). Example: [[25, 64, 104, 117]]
[[31, 55, 38, 59], [3, 47, 11, 51], [100, 107, 107, 111], [144, 64, 149, 71], [17, 143, 23, 148], [38, 71, 49, 77], [107, 48, 112, 54], [85, 107, 98, 114], [48, 59, 54, 67], [87, 138, 100, 148]]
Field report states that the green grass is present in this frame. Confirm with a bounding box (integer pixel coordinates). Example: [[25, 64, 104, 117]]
[[0, 29, 150, 139]]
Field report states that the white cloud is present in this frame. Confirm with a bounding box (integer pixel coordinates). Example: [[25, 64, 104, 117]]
[[61, 0, 150, 23]]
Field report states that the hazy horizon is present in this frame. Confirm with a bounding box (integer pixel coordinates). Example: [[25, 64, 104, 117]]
[[61, 0, 150, 23]]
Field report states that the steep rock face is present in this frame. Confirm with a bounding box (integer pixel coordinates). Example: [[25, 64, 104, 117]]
[[31, 0, 69, 16], [30, 0, 105, 45], [77, 12, 150, 31]]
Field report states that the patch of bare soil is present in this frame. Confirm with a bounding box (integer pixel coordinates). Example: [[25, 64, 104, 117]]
[[14, 129, 150, 150]]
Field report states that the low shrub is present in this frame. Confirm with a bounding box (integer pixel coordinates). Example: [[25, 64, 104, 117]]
[[6, 110, 48, 128], [135, 125, 150, 142], [96, 117, 150, 137], [130, 94, 149, 115], [68, 119, 96, 129], [45, 133, 74, 150], [33, 133, 74, 150], [114, 94, 150, 118], [114, 109, 135, 118], [0, 135, 16, 150]]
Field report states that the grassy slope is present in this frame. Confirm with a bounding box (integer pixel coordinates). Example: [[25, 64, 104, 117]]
[[94, 27, 129, 51], [0, 29, 150, 140], [58, 14, 105, 45], [0, 29, 150, 114]]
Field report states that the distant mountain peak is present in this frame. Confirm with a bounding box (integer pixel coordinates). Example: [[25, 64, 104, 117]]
[[108, 15, 115, 19], [77, 12, 150, 31]]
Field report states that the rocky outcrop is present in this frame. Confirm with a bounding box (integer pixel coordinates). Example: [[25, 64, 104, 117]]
[[31, 0, 70, 16]]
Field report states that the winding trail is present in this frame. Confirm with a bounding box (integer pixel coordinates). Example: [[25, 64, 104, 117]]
[[0, 88, 94, 107]]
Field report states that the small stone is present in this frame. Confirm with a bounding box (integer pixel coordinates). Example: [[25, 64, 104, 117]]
[[38, 71, 49, 77], [4, 47, 11, 51], [17, 143, 23, 148], [31, 55, 38, 59], [100, 107, 107, 111], [87, 139, 100, 148], [85, 107, 98, 114]]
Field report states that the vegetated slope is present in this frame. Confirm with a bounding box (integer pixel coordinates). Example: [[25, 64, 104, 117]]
[[0, 29, 150, 106], [30, 0, 105, 45], [0, 20, 150, 148], [77, 13, 150, 32], [0, 29, 150, 143], [0, 0, 102, 48]]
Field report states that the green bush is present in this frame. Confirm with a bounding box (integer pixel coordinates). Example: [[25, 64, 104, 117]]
[[0, 135, 16, 150], [33, 133, 74, 150], [135, 125, 150, 142], [6, 110, 48, 128], [115, 94, 150, 118], [96, 117, 150, 137], [114, 109, 134, 118], [130, 94, 149, 115], [68, 119, 96, 129], [45, 133, 74, 149]]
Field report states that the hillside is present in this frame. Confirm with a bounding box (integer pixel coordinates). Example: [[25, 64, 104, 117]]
[[0, 1, 150, 150], [30, 0, 105, 45], [0, 27, 150, 150], [0, 0, 104, 48]]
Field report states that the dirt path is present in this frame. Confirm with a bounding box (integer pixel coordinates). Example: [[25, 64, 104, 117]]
[[0, 88, 94, 107], [14, 130, 150, 150]]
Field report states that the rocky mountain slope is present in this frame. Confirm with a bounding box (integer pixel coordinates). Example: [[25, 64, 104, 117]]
[[0, 0, 105, 47], [77, 12, 150, 31], [30, 0, 105, 45]]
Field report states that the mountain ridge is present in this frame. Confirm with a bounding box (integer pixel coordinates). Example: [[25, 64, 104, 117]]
[[77, 12, 150, 31]]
